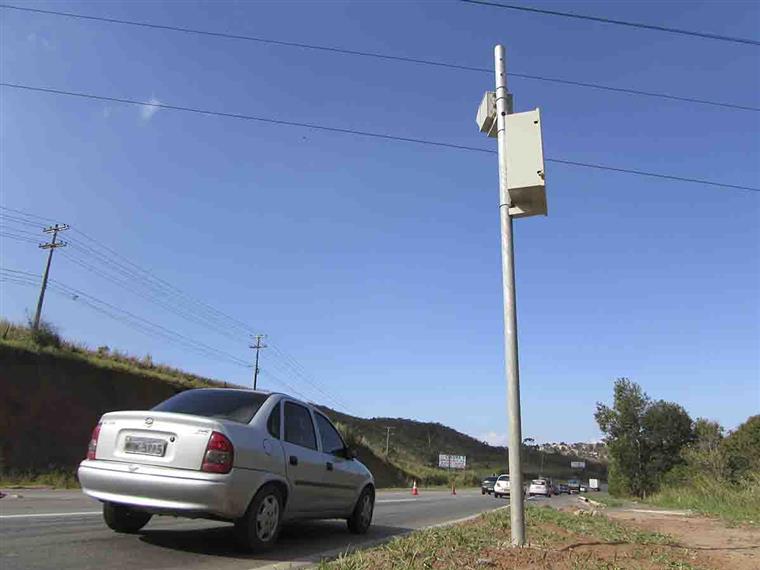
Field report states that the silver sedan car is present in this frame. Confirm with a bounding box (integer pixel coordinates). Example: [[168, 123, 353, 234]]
[[78, 388, 375, 551]]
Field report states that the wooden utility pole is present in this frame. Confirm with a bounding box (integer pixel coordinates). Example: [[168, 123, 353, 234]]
[[33, 223, 69, 330], [250, 334, 267, 390], [384, 426, 395, 456]]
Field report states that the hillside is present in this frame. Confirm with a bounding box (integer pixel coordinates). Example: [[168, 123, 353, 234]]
[[323, 408, 607, 484], [0, 321, 605, 486]]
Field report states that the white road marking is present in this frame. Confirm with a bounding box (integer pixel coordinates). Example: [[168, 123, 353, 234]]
[[627, 508, 692, 516], [0, 511, 101, 519], [0, 492, 481, 519], [375, 498, 420, 504]]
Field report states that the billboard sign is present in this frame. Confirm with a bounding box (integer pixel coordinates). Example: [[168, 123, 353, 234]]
[[570, 461, 586, 469], [438, 453, 467, 470]]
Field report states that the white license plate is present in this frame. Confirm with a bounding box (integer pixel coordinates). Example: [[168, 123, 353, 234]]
[[124, 436, 166, 457]]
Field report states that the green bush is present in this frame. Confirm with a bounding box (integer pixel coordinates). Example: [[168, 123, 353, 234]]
[[723, 416, 760, 480], [648, 472, 760, 524], [29, 319, 62, 348]]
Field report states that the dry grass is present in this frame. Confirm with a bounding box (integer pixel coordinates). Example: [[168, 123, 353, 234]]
[[318, 506, 707, 569], [647, 473, 760, 525]]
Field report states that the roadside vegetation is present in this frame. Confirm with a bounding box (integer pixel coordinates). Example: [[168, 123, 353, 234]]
[[0, 318, 223, 389], [0, 469, 79, 489], [596, 378, 760, 525], [318, 505, 705, 569]]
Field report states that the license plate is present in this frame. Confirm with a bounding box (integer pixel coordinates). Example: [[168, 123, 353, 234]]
[[124, 436, 166, 457]]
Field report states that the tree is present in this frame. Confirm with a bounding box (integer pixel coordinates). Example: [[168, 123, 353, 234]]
[[595, 378, 694, 498], [680, 419, 727, 480], [595, 378, 649, 497], [642, 400, 694, 486], [723, 415, 760, 480]]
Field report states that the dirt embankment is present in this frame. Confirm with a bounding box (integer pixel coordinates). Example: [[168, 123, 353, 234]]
[[0, 343, 411, 487], [0, 344, 185, 472]]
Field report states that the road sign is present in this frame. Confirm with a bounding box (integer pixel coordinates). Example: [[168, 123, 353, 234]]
[[438, 453, 467, 470], [570, 461, 586, 469]]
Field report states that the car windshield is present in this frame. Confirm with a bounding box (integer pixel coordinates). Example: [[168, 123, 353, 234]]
[[484, 477, 497, 482], [497, 475, 509, 481], [153, 389, 270, 424]]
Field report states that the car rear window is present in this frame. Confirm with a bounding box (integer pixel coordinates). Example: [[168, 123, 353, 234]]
[[153, 390, 270, 424], [533, 479, 546, 484], [497, 475, 509, 481]]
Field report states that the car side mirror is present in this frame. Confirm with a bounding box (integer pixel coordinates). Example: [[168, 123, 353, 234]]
[[344, 447, 357, 460]]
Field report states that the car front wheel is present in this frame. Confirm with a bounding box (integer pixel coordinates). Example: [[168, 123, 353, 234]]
[[347, 486, 374, 534], [103, 502, 152, 533]]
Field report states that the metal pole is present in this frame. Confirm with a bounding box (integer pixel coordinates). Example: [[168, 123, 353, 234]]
[[33, 227, 60, 330], [494, 44, 525, 547]]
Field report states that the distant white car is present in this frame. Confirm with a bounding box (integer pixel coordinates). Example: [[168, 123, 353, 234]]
[[528, 479, 552, 497], [493, 474, 511, 498]]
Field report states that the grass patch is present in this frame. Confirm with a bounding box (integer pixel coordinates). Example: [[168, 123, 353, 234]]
[[0, 469, 79, 489], [318, 506, 703, 569], [647, 474, 760, 525], [586, 492, 627, 508], [0, 318, 226, 390]]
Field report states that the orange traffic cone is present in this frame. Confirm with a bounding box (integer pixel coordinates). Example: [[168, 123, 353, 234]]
[[411, 480, 419, 496], [451, 482, 457, 495]]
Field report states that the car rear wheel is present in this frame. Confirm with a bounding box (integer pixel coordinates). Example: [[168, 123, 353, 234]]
[[103, 502, 152, 533], [235, 484, 283, 552], [347, 486, 374, 534]]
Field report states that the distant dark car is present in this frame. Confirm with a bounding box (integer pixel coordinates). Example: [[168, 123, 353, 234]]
[[558, 484, 570, 494], [567, 479, 581, 493], [481, 476, 498, 495]]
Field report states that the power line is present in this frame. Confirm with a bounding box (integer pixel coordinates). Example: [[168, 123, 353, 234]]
[[0, 267, 253, 367], [0, 212, 47, 229], [0, 206, 57, 222], [546, 159, 760, 193], [460, 0, 760, 47], [0, 231, 41, 244], [3, 82, 758, 193], [63, 235, 352, 408], [2, 206, 357, 411], [0, 4, 754, 112]]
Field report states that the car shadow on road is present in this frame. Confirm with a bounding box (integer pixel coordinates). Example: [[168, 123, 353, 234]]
[[138, 520, 411, 561]]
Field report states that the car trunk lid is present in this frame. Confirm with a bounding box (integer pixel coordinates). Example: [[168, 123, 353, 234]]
[[95, 411, 225, 471]]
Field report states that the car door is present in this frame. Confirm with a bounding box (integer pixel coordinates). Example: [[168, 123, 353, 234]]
[[281, 400, 325, 514], [314, 412, 361, 512]]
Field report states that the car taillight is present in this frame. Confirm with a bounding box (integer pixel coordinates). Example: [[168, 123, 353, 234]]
[[86, 423, 101, 460], [202, 431, 234, 474]]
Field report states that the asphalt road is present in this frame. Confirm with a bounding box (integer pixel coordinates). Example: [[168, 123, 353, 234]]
[[1, 488, 526, 570]]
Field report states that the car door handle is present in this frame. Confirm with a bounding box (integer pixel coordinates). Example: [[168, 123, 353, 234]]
[[289, 455, 298, 466], [326, 461, 333, 471]]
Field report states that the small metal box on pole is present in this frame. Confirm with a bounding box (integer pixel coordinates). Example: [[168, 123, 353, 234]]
[[476, 95, 547, 218]]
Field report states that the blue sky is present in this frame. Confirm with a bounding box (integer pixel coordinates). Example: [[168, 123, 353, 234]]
[[1, 1, 758, 446]]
